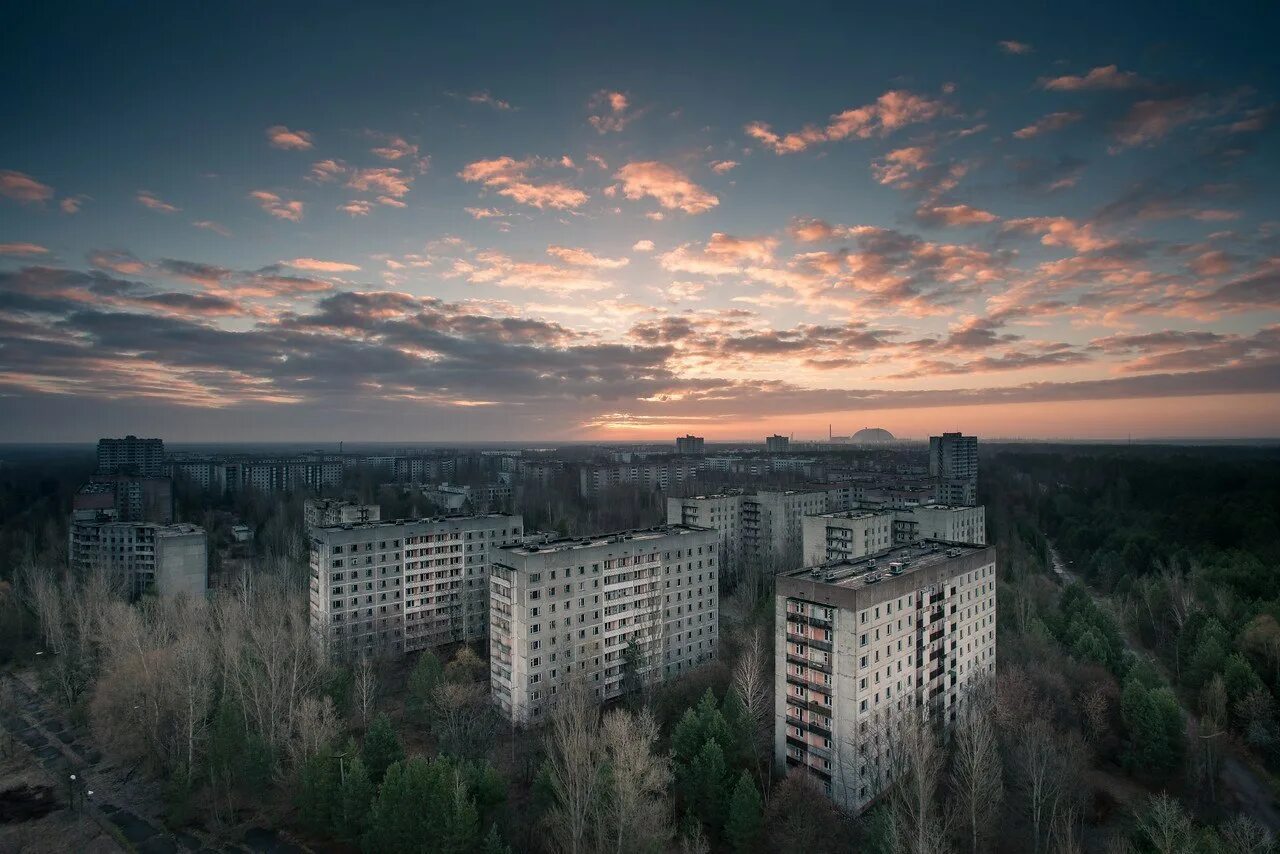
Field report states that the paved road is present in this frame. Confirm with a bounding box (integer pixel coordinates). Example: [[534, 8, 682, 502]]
[[1045, 543, 1280, 832]]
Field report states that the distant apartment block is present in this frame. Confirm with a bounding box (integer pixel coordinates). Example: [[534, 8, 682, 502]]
[[73, 474, 174, 524], [802, 504, 987, 565], [97, 435, 165, 477], [69, 510, 207, 598], [308, 514, 524, 659], [675, 435, 705, 455], [667, 488, 833, 580], [170, 456, 343, 494], [766, 434, 790, 453], [578, 459, 701, 498], [775, 542, 997, 812], [489, 525, 719, 724], [929, 432, 979, 506], [304, 498, 381, 528]]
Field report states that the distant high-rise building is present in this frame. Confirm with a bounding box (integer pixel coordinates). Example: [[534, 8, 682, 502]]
[[73, 474, 173, 523], [775, 542, 996, 813], [929, 432, 978, 506], [675, 435, 705, 455], [766, 434, 790, 453], [97, 435, 165, 477], [308, 514, 524, 660], [69, 511, 207, 599], [489, 524, 719, 724]]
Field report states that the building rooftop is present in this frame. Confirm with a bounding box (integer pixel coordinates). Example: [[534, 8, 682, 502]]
[[501, 523, 711, 556], [781, 540, 985, 589], [315, 512, 519, 532], [815, 508, 895, 520]]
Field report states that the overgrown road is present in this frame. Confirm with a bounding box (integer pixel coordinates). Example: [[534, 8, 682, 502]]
[[1046, 543, 1280, 832]]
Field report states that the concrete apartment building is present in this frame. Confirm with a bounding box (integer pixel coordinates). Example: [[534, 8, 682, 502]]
[[304, 498, 381, 528], [488, 525, 719, 724], [308, 514, 524, 660], [97, 435, 166, 477], [929, 432, 979, 506], [775, 542, 997, 813], [676, 435, 706, 455], [69, 510, 207, 598], [73, 475, 174, 524], [766, 434, 790, 453], [171, 456, 344, 494], [802, 504, 987, 565], [578, 459, 701, 498], [667, 488, 833, 581]]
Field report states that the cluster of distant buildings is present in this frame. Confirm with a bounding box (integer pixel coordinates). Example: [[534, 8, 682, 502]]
[[302, 430, 992, 814], [68, 429, 993, 815]]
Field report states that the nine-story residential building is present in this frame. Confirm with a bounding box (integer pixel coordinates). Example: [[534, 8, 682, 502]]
[[489, 524, 719, 724]]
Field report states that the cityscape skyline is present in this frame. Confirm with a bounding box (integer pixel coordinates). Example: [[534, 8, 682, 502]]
[[3, 2, 1279, 441]]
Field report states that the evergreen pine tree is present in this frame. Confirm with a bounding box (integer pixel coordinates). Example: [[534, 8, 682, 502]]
[[725, 771, 763, 853], [338, 754, 373, 843], [363, 712, 405, 785], [407, 650, 443, 721], [482, 822, 512, 854]]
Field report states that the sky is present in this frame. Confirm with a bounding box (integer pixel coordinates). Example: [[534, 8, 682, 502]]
[[1, 1, 1278, 442]]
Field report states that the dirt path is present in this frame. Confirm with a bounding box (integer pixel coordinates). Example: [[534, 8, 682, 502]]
[[1046, 543, 1280, 832]]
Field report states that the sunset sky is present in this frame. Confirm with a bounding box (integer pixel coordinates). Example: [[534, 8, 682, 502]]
[[2, 2, 1278, 442]]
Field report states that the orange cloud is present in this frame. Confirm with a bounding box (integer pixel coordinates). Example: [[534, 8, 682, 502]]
[[1002, 216, 1117, 253], [1013, 111, 1083, 139], [632, 239, 656, 252], [249, 190, 304, 221], [0, 170, 54, 204], [1040, 65, 1143, 91], [192, 220, 231, 237], [998, 40, 1033, 54], [283, 258, 361, 273], [136, 190, 180, 214], [265, 125, 314, 150], [613, 161, 718, 214], [60, 195, 88, 214], [545, 246, 629, 269], [746, 90, 946, 154], [459, 156, 588, 210], [915, 204, 1000, 227], [588, 90, 636, 133], [710, 160, 739, 174], [0, 242, 49, 256]]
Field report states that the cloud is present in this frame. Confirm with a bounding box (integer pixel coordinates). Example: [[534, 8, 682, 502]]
[[308, 159, 346, 183], [1111, 96, 1218, 149], [447, 249, 616, 294], [0, 170, 54, 204], [465, 207, 507, 219], [88, 249, 148, 276], [136, 190, 180, 214], [463, 91, 513, 110], [588, 90, 637, 133], [787, 217, 854, 243], [368, 134, 420, 162], [914, 203, 1000, 227], [249, 190, 304, 221], [265, 125, 314, 150], [1040, 65, 1143, 91], [613, 161, 719, 214], [1002, 216, 1117, 252], [545, 246, 629, 269], [0, 242, 49, 257], [632, 239, 656, 253], [998, 40, 1033, 54], [60, 195, 88, 214], [346, 166, 414, 198], [192, 220, 232, 237], [338, 200, 372, 216], [745, 90, 947, 154], [283, 258, 361, 273], [710, 160, 739, 174], [1013, 111, 1083, 139], [871, 146, 932, 186], [459, 156, 588, 209]]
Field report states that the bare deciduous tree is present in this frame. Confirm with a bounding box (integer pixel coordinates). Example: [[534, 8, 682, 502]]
[[600, 708, 671, 854], [888, 710, 949, 854], [543, 684, 605, 854], [1219, 813, 1273, 854], [951, 700, 1003, 854], [732, 626, 771, 790], [1134, 794, 1192, 854], [352, 653, 378, 728]]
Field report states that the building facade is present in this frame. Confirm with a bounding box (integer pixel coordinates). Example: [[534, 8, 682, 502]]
[[775, 543, 997, 813], [929, 432, 979, 506], [488, 525, 719, 724], [675, 435, 706, 455], [802, 504, 987, 565], [304, 498, 381, 528], [97, 436, 165, 477], [69, 510, 207, 598], [308, 514, 524, 659], [579, 459, 701, 498], [766, 434, 790, 453]]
